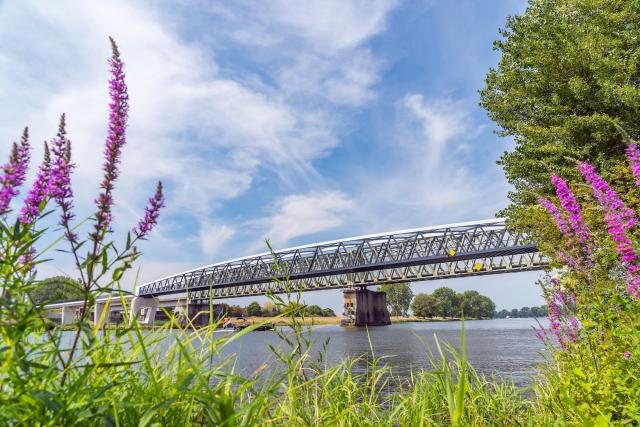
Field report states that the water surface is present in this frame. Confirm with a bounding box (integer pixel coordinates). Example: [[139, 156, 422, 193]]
[[216, 318, 546, 387]]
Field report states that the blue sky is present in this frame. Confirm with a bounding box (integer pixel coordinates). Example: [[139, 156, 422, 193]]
[[0, 0, 544, 312]]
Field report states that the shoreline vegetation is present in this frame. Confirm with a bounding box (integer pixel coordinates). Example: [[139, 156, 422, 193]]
[[51, 315, 541, 332]]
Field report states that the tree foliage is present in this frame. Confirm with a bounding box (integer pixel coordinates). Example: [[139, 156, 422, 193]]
[[306, 305, 323, 316], [411, 293, 439, 318], [321, 307, 336, 317], [494, 305, 547, 318], [480, 0, 640, 230], [480, 2, 640, 419], [412, 288, 496, 319], [244, 301, 262, 317], [379, 283, 413, 317], [431, 287, 460, 318], [29, 276, 84, 305], [459, 290, 495, 319]]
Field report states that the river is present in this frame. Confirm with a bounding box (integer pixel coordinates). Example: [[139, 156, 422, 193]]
[[214, 318, 547, 387], [58, 318, 547, 388]]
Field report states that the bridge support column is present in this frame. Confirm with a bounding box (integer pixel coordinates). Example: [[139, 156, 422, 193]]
[[61, 306, 75, 325], [342, 288, 390, 327], [131, 296, 158, 326]]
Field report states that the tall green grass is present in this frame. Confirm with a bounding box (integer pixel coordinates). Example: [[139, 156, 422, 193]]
[[2, 272, 542, 426]]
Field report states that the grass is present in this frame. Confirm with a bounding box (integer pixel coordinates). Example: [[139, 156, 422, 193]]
[[37, 309, 541, 425]]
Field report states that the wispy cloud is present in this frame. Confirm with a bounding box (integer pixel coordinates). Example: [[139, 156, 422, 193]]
[[0, 0, 399, 270], [350, 94, 507, 231], [250, 191, 355, 251], [198, 222, 236, 257]]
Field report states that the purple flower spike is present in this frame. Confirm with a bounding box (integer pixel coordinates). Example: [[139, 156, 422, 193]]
[[537, 196, 571, 236], [19, 142, 52, 224], [0, 128, 30, 214], [626, 144, 640, 186], [91, 37, 129, 242], [49, 115, 77, 243], [133, 181, 165, 239], [578, 162, 640, 299], [578, 162, 637, 229], [544, 278, 580, 349], [551, 176, 592, 247], [19, 246, 37, 273]]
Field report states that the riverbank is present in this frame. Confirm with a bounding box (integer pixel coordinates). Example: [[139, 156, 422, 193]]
[[52, 315, 538, 331], [229, 315, 498, 326]]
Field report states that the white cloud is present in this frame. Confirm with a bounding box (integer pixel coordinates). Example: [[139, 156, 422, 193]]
[[267, 0, 398, 53], [353, 94, 507, 230], [198, 223, 236, 257], [252, 191, 356, 250], [0, 0, 399, 284], [211, 0, 396, 107]]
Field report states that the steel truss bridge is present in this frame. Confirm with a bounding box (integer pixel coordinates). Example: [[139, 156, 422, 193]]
[[136, 219, 547, 300]]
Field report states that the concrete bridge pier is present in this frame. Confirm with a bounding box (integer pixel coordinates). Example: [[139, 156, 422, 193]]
[[61, 306, 76, 325], [343, 287, 391, 327], [131, 296, 158, 325]]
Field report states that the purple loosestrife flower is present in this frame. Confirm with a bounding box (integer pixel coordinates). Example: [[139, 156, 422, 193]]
[[49, 115, 77, 243], [537, 196, 571, 235], [91, 37, 129, 242], [133, 181, 165, 239], [578, 162, 637, 229], [551, 176, 592, 247], [626, 144, 640, 186], [537, 196, 582, 267], [0, 128, 30, 214], [578, 162, 640, 299], [542, 278, 580, 349], [19, 142, 51, 224], [18, 246, 36, 273]]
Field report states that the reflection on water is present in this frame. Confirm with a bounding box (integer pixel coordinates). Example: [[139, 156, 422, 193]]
[[217, 318, 547, 387]]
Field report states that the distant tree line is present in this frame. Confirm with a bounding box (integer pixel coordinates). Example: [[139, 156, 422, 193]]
[[220, 301, 336, 318], [494, 306, 548, 319], [412, 288, 496, 319], [379, 284, 496, 319]]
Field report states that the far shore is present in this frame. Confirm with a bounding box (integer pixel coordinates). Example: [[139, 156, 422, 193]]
[[53, 315, 527, 331], [228, 315, 497, 327]]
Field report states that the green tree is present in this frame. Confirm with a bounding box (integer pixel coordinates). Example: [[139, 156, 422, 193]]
[[306, 305, 323, 316], [460, 290, 481, 318], [476, 295, 496, 319], [431, 287, 460, 318], [480, 0, 640, 234], [244, 301, 262, 317], [321, 307, 336, 317], [496, 309, 509, 319], [411, 293, 440, 318], [227, 305, 243, 317], [379, 283, 413, 317], [531, 305, 548, 317], [458, 290, 496, 318], [29, 276, 84, 305]]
